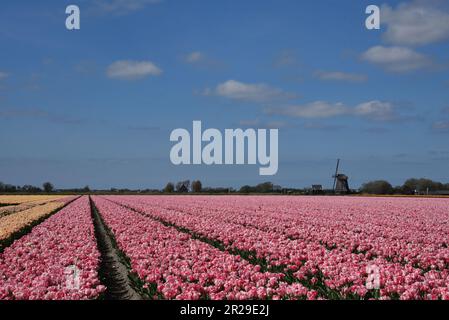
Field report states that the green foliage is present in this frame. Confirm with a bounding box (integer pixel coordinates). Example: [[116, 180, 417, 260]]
[[361, 180, 394, 195], [239, 182, 276, 193], [43, 182, 54, 193], [191, 180, 202, 193], [163, 182, 175, 193]]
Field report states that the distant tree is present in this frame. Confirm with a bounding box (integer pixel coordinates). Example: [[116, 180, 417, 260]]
[[191, 180, 202, 193], [255, 182, 274, 193], [83, 185, 91, 193], [361, 180, 394, 195], [22, 185, 41, 193], [402, 178, 443, 194], [164, 182, 175, 193], [416, 179, 443, 193], [203, 187, 233, 194], [43, 182, 54, 193], [176, 180, 190, 193], [393, 185, 403, 194], [239, 185, 252, 193], [402, 178, 419, 194]]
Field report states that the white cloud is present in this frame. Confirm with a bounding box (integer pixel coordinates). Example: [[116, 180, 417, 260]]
[[185, 51, 204, 64], [266, 100, 401, 121], [381, 1, 449, 46], [183, 51, 223, 69], [315, 71, 367, 83], [266, 101, 348, 118], [0, 72, 9, 80], [354, 101, 396, 121], [361, 46, 433, 73], [204, 80, 296, 103], [92, 0, 161, 15], [106, 60, 162, 80]]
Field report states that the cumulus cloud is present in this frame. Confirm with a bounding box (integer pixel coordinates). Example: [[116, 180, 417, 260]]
[[354, 101, 396, 121], [266, 100, 402, 121], [91, 0, 161, 15], [183, 51, 223, 69], [266, 101, 348, 119], [203, 80, 296, 103], [315, 71, 367, 83], [381, 1, 449, 46], [361, 46, 433, 73], [106, 60, 162, 80]]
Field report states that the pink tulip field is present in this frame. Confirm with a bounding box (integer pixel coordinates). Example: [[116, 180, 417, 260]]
[[0, 196, 105, 300], [97, 195, 449, 300], [0, 194, 448, 300]]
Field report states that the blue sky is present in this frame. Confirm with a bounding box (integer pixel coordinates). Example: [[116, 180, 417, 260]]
[[1, 0, 449, 189]]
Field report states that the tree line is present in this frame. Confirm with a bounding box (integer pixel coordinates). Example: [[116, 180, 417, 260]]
[[2, 178, 449, 195], [0, 182, 55, 194], [360, 178, 449, 195], [162, 181, 283, 194]]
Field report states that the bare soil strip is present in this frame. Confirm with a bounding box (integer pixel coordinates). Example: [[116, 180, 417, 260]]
[[101, 197, 350, 299], [0, 203, 19, 208], [89, 197, 142, 300]]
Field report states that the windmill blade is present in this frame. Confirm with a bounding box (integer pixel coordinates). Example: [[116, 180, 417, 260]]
[[333, 159, 340, 191]]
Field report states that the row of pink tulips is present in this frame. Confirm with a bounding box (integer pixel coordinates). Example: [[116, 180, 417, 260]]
[[92, 196, 314, 300], [0, 196, 105, 300], [105, 195, 449, 300]]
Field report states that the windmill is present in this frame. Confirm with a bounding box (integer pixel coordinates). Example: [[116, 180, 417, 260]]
[[332, 159, 350, 194]]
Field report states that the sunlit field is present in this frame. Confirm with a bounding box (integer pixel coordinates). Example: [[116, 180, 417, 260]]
[[1, 195, 448, 300]]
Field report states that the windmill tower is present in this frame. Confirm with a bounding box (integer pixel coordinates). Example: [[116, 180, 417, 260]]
[[332, 159, 350, 194]]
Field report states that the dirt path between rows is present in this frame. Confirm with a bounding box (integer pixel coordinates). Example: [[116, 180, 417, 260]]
[[90, 197, 142, 300]]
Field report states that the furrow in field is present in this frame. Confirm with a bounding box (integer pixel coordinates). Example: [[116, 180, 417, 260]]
[[99, 196, 345, 299], [116, 196, 449, 271], [89, 197, 143, 300], [103, 196, 449, 300], [102, 196, 358, 298], [0, 196, 104, 300], [112, 196, 449, 271], [92, 196, 316, 300]]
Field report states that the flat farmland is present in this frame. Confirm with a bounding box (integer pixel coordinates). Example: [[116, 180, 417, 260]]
[[1, 195, 448, 300]]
